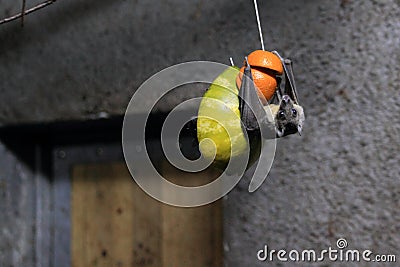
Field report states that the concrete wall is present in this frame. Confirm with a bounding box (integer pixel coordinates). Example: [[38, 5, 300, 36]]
[[1, 0, 399, 266], [0, 142, 36, 267], [224, 1, 400, 266]]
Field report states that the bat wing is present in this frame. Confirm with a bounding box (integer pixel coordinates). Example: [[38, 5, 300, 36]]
[[238, 58, 267, 131]]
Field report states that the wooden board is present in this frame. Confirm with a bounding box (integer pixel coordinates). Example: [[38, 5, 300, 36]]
[[71, 162, 161, 267], [161, 164, 223, 267], [71, 162, 222, 267]]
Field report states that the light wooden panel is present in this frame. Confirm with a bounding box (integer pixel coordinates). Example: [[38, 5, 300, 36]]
[[71, 162, 160, 267], [71, 162, 222, 267], [161, 163, 223, 267]]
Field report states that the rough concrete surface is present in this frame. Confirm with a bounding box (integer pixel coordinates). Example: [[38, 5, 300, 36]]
[[0, 0, 399, 266], [223, 1, 400, 266], [0, 142, 36, 267]]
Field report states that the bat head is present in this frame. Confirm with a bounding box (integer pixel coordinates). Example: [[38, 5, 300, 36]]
[[275, 95, 305, 137]]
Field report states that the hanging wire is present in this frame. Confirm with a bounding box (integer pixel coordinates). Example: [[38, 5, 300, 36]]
[[253, 0, 265, 50], [0, 0, 57, 25], [229, 57, 235, 66]]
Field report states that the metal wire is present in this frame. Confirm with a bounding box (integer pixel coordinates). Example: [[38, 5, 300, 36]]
[[253, 0, 265, 50]]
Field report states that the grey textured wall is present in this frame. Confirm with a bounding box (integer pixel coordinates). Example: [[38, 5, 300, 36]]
[[1, 0, 399, 266], [224, 1, 400, 266], [0, 142, 37, 267]]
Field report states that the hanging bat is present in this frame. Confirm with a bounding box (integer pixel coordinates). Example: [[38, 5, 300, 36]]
[[196, 49, 305, 169]]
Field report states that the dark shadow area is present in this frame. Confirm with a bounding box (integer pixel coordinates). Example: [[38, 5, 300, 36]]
[[0, 112, 202, 175], [0, 115, 124, 179], [0, 116, 123, 146]]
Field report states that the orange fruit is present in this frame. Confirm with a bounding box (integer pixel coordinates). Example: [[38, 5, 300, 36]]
[[236, 50, 283, 101], [247, 50, 283, 74]]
